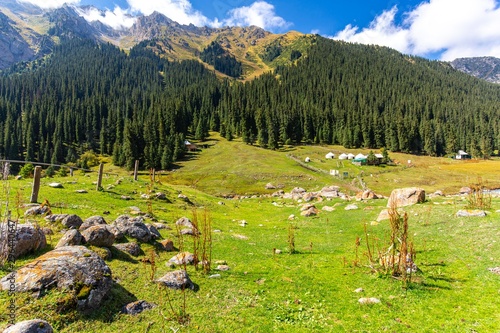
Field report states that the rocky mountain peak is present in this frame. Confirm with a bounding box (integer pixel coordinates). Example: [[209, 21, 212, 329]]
[[450, 56, 500, 84]]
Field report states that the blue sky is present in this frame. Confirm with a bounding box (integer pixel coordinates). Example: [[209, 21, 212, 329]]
[[18, 0, 500, 60]]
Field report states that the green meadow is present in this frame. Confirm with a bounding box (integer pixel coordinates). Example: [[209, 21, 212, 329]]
[[1, 135, 499, 332]]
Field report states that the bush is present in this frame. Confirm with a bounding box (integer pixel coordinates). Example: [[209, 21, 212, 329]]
[[77, 150, 100, 169], [45, 166, 56, 177], [19, 163, 34, 178]]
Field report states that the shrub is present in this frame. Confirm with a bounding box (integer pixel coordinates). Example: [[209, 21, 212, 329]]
[[19, 163, 34, 178]]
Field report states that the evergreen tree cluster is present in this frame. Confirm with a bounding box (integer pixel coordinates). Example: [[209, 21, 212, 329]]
[[0, 36, 499, 172], [200, 41, 242, 78]]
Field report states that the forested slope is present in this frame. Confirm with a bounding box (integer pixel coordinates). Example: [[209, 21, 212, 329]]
[[0, 37, 499, 172]]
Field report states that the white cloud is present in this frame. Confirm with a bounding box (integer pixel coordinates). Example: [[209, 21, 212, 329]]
[[333, 0, 500, 60], [333, 6, 410, 53], [77, 6, 136, 30], [17, 0, 80, 9], [221, 1, 291, 31], [125, 0, 210, 26]]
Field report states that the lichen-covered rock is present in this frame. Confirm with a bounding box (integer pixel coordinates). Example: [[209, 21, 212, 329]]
[[44, 214, 68, 222], [0, 246, 112, 311], [3, 319, 53, 333], [387, 188, 425, 208], [145, 224, 161, 239], [55, 229, 83, 248], [356, 190, 379, 200], [81, 225, 115, 247], [61, 214, 83, 229], [0, 223, 46, 259], [156, 270, 194, 290], [113, 242, 141, 256], [112, 215, 153, 242], [456, 210, 486, 217], [175, 217, 193, 228], [79, 216, 107, 231], [24, 205, 50, 217]]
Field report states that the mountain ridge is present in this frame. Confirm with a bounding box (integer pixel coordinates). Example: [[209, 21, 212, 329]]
[[450, 56, 500, 84]]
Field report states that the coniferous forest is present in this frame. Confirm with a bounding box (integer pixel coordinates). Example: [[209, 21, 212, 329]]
[[0, 36, 499, 171]]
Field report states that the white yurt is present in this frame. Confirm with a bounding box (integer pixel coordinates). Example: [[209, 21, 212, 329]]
[[347, 153, 355, 160], [339, 153, 348, 160], [325, 152, 335, 159], [305, 157, 311, 163], [355, 153, 367, 160]]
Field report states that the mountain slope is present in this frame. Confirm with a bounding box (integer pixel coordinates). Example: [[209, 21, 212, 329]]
[[451, 57, 500, 84]]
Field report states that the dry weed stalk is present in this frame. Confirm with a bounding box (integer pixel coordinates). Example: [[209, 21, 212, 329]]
[[466, 177, 491, 210]]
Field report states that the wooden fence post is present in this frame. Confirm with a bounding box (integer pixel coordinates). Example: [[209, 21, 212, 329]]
[[96, 163, 104, 190], [133, 160, 139, 181], [30, 166, 42, 203], [70, 168, 74, 177]]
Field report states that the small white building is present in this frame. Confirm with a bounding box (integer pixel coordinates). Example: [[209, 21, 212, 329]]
[[339, 153, 348, 160], [455, 150, 471, 160], [325, 152, 335, 159]]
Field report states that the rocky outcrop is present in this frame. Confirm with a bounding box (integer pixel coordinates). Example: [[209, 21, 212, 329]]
[[61, 214, 84, 229], [387, 188, 425, 208], [79, 216, 107, 231], [121, 300, 156, 315], [113, 242, 141, 256], [0, 246, 112, 311], [0, 223, 46, 259]]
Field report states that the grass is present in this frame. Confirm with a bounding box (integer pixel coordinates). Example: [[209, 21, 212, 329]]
[[1, 136, 500, 332]]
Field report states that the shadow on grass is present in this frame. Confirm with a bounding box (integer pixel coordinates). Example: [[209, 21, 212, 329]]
[[81, 282, 137, 323]]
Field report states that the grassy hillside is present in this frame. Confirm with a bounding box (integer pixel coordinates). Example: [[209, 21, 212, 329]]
[[1, 136, 500, 332]]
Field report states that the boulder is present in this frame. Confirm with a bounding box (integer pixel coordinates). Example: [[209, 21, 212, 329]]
[[48, 183, 63, 188], [0, 246, 112, 311], [320, 186, 340, 198], [113, 242, 141, 256], [356, 190, 379, 200], [322, 206, 335, 212], [456, 210, 486, 217], [155, 192, 167, 200], [168, 252, 194, 265], [44, 214, 68, 222], [376, 209, 390, 222], [0, 223, 46, 259], [265, 183, 276, 190], [302, 192, 318, 202], [156, 270, 194, 290], [160, 239, 175, 252], [24, 205, 50, 216], [145, 224, 161, 239], [272, 190, 284, 197], [152, 222, 170, 230], [3, 319, 53, 333], [55, 229, 83, 248], [345, 204, 359, 211], [61, 214, 83, 229], [175, 217, 193, 228], [79, 216, 107, 231], [121, 300, 156, 315], [387, 188, 425, 208], [112, 215, 154, 242], [301, 207, 319, 217], [81, 225, 116, 247]]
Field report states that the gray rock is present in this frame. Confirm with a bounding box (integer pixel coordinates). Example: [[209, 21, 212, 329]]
[[114, 242, 141, 256], [24, 205, 50, 216], [168, 252, 194, 265], [180, 228, 198, 236], [216, 265, 230, 271], [48, 183, 63, 188], [156, 270, 194, 290], [55, 229, 83, 248], [121, 195, 132, 200], [0, 246, 112, 311], [121, 300, 156, 315], [145, 224, 161, 239], [387, 188, 425, 208], [0, 223, 46, 259], [345, 204, 359, 211], [44, 214, 68, 222], [175, 217, 193, 228], [112, 215, 153, 242], [456, 210, 486, 217], [81, 225, 115, 247], [152, 222, 170, 230], [459, 187, 471, 194], [75, 190, 88, 194], [300, 207, 319, 217], [3, 319, 53, 333], [155, 192, 167, 200], [61, 214, 83, 229], [265, 183, 276, 190], [106, 225, 124, 241], [79, 216, 107, 231]]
